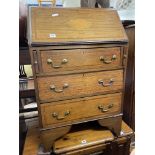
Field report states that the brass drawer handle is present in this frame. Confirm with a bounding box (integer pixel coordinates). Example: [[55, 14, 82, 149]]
[[52, 110, 70, 120], [50, 83, 69, 93], [100, 55, 116, 64], [98, 104, 113, 112], [98, 79, 114, 87], [47, 58, 68, 68]]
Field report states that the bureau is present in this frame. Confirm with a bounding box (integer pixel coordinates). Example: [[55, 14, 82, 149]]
[[28, 7, 128, 152]]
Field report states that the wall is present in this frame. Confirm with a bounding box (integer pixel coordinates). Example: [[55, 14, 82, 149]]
[[63, 0, 80, 7], [23, 0, 80, 6]]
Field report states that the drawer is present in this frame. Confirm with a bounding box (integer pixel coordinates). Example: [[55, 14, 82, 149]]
[[37, 47, 122, 74], [41, 93, 122, 128], [37, 70, 123, 102], [54, 127, 112, 155]]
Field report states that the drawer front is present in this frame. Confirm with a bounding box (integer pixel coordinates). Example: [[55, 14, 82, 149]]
[[62, 144, 107, 155], [53, 126, 113, 155], [37, 70, 123, 102], [41, 93, 122, 128], [39, 47, 121, 74]]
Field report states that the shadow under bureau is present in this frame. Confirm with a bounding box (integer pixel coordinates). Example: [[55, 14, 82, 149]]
[[28, 7, 128, 152]]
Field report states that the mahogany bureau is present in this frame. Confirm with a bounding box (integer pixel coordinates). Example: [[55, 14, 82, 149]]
[[27, 7, 128, 151]]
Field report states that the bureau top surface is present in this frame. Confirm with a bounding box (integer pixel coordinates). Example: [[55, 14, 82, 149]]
[[28, 7, 128, 46]]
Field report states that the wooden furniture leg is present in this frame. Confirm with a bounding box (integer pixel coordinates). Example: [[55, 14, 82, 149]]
[[98, 115, 122, 136], [111, 136, 131, 155], [40, 125, 71, 152]]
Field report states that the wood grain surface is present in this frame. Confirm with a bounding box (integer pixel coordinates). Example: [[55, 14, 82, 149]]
[[53, 128, 113, 154], [98, 115, 122, 136], [123, 26, 135, 130], [28, 7, 128, 45], [59, 143, 107, 155], [23, 126, 40, 155], [41, 93, 122, 128], [41, 125, 71, 152], [37, 70, 123, 102], [22, 121, 133, 155]]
